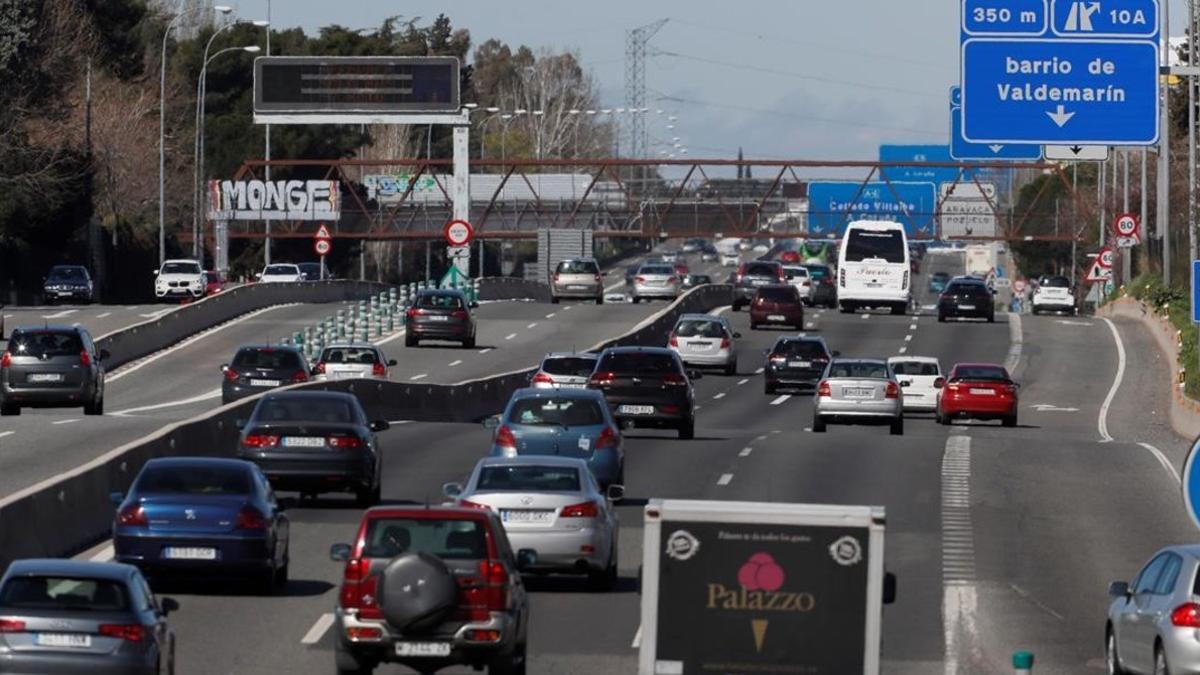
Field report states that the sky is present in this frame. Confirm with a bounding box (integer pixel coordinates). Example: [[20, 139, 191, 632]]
[[221, 0, 1195, 165]]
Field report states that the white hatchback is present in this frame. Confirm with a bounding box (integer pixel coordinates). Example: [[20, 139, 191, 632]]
[[257, 263, 304, 283], [887, 356, 943, 412], [783, 265, 814, 305]]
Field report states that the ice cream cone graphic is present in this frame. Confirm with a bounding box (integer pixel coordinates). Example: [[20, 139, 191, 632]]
[[751, 619, 769, 653]]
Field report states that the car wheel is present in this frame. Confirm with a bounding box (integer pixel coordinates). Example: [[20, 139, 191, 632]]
[[551, 296, 560, 304], [1031, 307, 1040, 316], [335, 640, 376, 675], [839, 303, 854, 314], [84, 392, 103, 416], [489, 641, 527, 675], [274, 557, 289, 590], [596, 296, 604, 305], [749, 322, 758, 330], [890, 417, 904, 436], [632, 296, 641, 304], [987, 312, 996, 323], [1106, 629, 1128, 675], [812, 416, 826, 433], [1155, 644, 1169, 675], [355, 483, 378, 508], [765, 382, 776, 395], [678, 417, 695, 440], [1002, 414, 1017, 428], [890, 303, 906, 316], [939, 411, 952, 426], [589, 543, 618, 591], [724, 360, 737, 376], [938, 314, 946, 323], [0, 402, 19, 416], [405, 334, 417, 347], [464, 336, 476, 349]]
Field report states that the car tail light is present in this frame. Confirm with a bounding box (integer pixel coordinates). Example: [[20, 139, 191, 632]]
[[328, 435, 363, 450], [817, 380, 831, 397], [79, 350, 91, 367], [479, 559, 509, 611], [495, 425, 517, 453], [98, 624, 145, 642], [769, 353, 787, 364], [117, 505, 148, 527], [720, 337, 731, 349], [595, 426, 620, 450], [406, 307, 423, 319], [663, 373, 688, 386], [371, 362, 386, 377], [947, 383, 961, 392], [1172, 602, 1200, 627], [459, 499, 491, 510], [234, 506, 268, 530], [223, 368, 239, 382], [340, 558, 383, 620], [589, 371, 616, 387], [561, 501, 600, 518], [451, 309, 469, 320], [635, 276, 646, 284], [0, 352, 9, 369], [313, 362, 326, 375], [885, 381, 900, 399], [531, 372, 554, 386], [0, 618, 25, 633], [668, 333, 679, 347], [242, 433, 280, 448], [466, 629, 503, 642], [291, 371, 308, 383], [822, 277, 834, 287]]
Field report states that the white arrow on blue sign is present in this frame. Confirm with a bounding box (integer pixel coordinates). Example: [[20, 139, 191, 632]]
[[950, 86, 1043, 161]]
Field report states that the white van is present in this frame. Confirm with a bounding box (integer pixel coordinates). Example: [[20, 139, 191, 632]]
[[837, 220, 911, 315]]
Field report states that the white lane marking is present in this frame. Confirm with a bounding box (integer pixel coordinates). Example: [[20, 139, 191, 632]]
[[107, 304, 299, 383], [631, 625, 642, 649], [52, 419, 80, 425], [410, 374, 428, 381], [545, 313, 556, 319], [898, 346, 908, 354], [755, 434, 768, 442], [96, 312, 112, 319], [0, 431, 14, 440], [479, 348, 493, 355], [923, 304, 937, 311], [804, 322, 816, 329], [713, 392, 726, 399], [942, 434, 978, 675], [527, 323, 538, 329], [448, 360, 463, 367], [1098, 318, 1125, 443], [909, 323, 917, 330], [1004, 312, 1024, 374], [2, 313, 11, 319], [41, 309, 77, 319], [301, 613, 336, 645], [72, 322, 81, 327], [739, 446, 753, 457], [89, 544, 114, 562], [111, 389, 222, 416], [1139, 442, 1182, 484], [904, 334, 913, 342], [861, 314, 870, 320], [372, 328, 407, 347], [1007, 583, 1065, 622], [138, 308, 175, 320], [737, 378, 749, 386], [694, 405, 702, 411], [387, 420, 413, 425], [504, 333, 518, 341], [769, 395, 791, 406], [716, 473, 734, 486], [563, 305, 573, 311], [754, 367, 765, 375]]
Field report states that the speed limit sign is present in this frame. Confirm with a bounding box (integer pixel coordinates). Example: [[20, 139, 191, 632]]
[[1113, 212, 1141, 247], [1098, 247, 1115, 269], [444, 219, 474, 247], [314, 239, 331, 256]]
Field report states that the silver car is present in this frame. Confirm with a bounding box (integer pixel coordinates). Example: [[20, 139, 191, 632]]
[[783, 265, 815, 305], [631, 263, 681, 303], [668, 314, 740, 376], [812, 358, 904, 435], [444, 456, 622, 589], [311, 343, 396, 381], [1107, 545, 1200, 675], [551, 258, 605, 304], [531, 352, 599, 389]]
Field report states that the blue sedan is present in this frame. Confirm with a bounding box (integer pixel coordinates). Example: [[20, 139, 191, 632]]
[[111, 457, 290, 592], [486, 387, 625, 488]]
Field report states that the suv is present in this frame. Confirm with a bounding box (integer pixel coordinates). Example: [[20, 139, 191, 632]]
[[405, 289, 478, 348], [329, 506, 532, 675], [154, 259, 205, 301], [804, 263, 837, 308], [1, 325, 108, 415], [937, 277, 995, 323], [42, 265, 95, 304], [220, 345, 311, 404], [1032, 275, 1076, 315], [731, 261, 785, 311], [750, 284, 805, 330], [551, 258, 604, 304], [764, 336, 835, 394], [588, 346, 698, 439]]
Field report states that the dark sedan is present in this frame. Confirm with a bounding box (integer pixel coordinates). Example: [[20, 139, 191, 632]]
[[937, 277, 996, 322], [0, 559, 176, 675], [404, 289, 477, 348], [42, 265, 95, 304], [588, 346, 698, 439], [236, 391, 387, 505], [731, 261, 785, 311], [111, 457, 289, 591], [220, 345, 311, 404], [764, 336, 837, 394]]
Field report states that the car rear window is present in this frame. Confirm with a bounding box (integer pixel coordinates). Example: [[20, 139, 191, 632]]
[[675, 319, 726, 338], [556, 260, 598, 274], [508, 397, 605, 426], [540, 357, 598, 377], [320, 347, 380, 365], [136, 465, 252, 496], [804, 265, 831, 280], [891, 361, 939, 376], [946, 282, 989, 294], [0, 576, 130, 612], [952, 365, 1010, 382], [827, 362, 890, 379], [783, 267, 808, 278], [363, 518, 487, 559], [774, 340, 828, 358], [688, 275, 712, 284], [1042, 276, 1071, 288], [845, 229, 906, 263], [232, 348, 302, 370], [415, 293, 465, 309], [477, 465, 582, 492], [743, 263, 778, 277], [639, 265, 674, 276], [598, 352, 680, 374], [7, 330, 83, 358], [255, 397, 356, 423], [757, 286, 799, 302], [264, 265, 298, 275]]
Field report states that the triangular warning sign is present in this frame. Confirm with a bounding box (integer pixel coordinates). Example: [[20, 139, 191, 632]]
[[315, 224, 332, 240]]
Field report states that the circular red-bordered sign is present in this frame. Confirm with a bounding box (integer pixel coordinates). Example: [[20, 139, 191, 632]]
[[1113, 213, 1139, 238], [444, 219, 474, 247], [314, 239, 332, 256]]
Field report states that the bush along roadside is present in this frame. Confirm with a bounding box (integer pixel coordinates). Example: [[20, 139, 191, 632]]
[[1110, 274, 1200, 399]]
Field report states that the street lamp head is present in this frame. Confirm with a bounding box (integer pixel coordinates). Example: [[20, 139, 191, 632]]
[[242, 46, 261, 53], [463, 102, 479, 110], [214, 5, 233, 13], [601, 109, 612, 114], [514, 108, 527, 115], [501, 114, 513, 120], [486, 106, 500, 113], [248, 20, 270, 27], [640, 108, 650, 113], [532, 110, 544, 116], [568, 109, 581, 114], [616, 107, 626, 113], [585, 109, 596, 115]]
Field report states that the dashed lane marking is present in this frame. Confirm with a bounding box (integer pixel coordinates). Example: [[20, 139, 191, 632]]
[[739, 446, 753, 457], [545, 313, 556, 319], [504, 333, 518, 341], [716, 473, 734, 486], [40, 309, 77, 319], [301, 613, 336, 645], [905, 335, 913, 342], [769, 395, 791, 406], [527, 323, 538, 329], [111, 389, 221, 416], [96, 312, 112, 319], [479, 348, 493, 355], [0, 431, 14, 440], [737, 379, 749, 386], [754, 367, 765, 375], [898, 346, 908, 354], [713, 393, 726, 399], [448, 360, 462, 367], [410, 374, 428, 381], [631, 625, 642, 649], [861, 314, 870, 320], [52, 419, 80, 425]]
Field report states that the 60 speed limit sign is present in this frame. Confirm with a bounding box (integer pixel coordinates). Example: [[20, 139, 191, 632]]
[[1098, 247, 1115, 269], [314, 239, 331, 256]]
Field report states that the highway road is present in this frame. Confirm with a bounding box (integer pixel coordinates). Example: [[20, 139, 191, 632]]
[[2, 303, 187, 340]]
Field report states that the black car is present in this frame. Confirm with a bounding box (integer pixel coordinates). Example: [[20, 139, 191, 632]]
[[237, 390, 388, 505], [803, 263, 838, 308], [764, 336, 836, 394], [404, 289, 477, 348], [731, 261, 785, 311], [42, 265, 95, 304], [937, 277, 996, 323], [588, 346, 698, 439], [297, 262, 328, 281], [220, 345, 312, 404], [1, 325, 108, 415]]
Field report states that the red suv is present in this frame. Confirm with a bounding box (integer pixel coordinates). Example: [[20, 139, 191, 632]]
[[330, 506, 533, 675], [749, 284, 805, 330]]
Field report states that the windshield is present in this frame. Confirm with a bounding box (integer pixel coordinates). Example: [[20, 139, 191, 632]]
[[891, 361, 939, 376], [0, 577, 130, 612], [477, 465, 582, 492], [320, 347, 380, 365], [845, 229, 906, 264], [7, 330, 83, 358], [827, 361, 890, 379], [804, 265, 831, 280], [952, 365, 1010, 382], [47, 267, 87, 281], [136, 465, 252, 496], [362, 518, 487, 559], [255, 397, 356, 423], [508, 397, 605, 426], [556, 260, 599, 274], [232, 348, 302, 370], [264, 265, 298, 275], [946, 282, 990, 295], [599, 352, 680, 374], [162, 262, 201, 275], [743, 263, 779, 277], [675, 319, 727, 338], [540, 356, 598, 377]]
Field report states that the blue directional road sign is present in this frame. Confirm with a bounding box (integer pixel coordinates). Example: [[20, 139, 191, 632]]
[[962, 0, 1048, 37], [1182, 435, 1200, 531], [1050, 0, 1158, 39], [879, 145, 972, 186], [807, 182, 938, 238], [950, 86, 1043, 161]]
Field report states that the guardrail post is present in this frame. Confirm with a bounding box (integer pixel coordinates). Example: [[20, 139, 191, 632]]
[[1012, 651, 1033, 674]]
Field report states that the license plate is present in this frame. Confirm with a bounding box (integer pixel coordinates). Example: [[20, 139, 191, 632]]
[[57, 292, 73, 297], [250, 379, 280, 387], [502, 509, 555, 523], [768, 314, 786, 321], [427, 315, 449, 322], [27, 373, 64, 383], [970, 388, 996, 395], [619, 405, 655, 415], [959, 304, 976, 310], [395, 642, 452, 657], [163, 546, 217, 560], [556, 383, 586, 389], [35, 633, 91, 648], [333, 371, 362, 380], [283, 436, 326, 448], [844, 388, 874, 399], [569, 285, 588, 290], [788, 361, 812, 368]]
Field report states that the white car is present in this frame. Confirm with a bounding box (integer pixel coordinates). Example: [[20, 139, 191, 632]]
[[720, 252, 740, 267], [1031, 275, 1076, 315], [154, 259, 205, 300], [887, 356, 943, 412], [668, 313, 740, 376], [783, 265, 814, 305], [311, 343, 395, 381], [257, 263, 304, 283]]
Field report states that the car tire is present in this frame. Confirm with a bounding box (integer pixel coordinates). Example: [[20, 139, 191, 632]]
[[464, 336, 476, 349], [1031, 307, 1040, 316], [890, 417, 904, 436], [938, 412, 952, 426], [596, 296, 604, 305], [890, 303, 906, 316], [589, 543, 618, 592], [405, 334, 417, 348], [355, 483, 379, 508], [678, 417, 695, 440], [839, 303, 854, 314], [1002, 414, 1017, 428], [749, 322, 758, 330], [812, 416, 826, 433], [84, 392, 103, 416], [724, 360, 737, 376], [335, 640, 376, 675], [1106, 628, 1129, 675], [489, 641, 527, 675], [1154, 644, 1169, 675], [274, 556, 289, 590], [938, 314, 946, 323], [987, 312, 996, 323], [764, 382, 776, 395], [632, 296, 641, 304], [551, 296, 560, 304], [0, 402, 19, 416]]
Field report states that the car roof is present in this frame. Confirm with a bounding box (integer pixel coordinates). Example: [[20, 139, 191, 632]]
[[510, 386, 605, 401], [949, 276, 987, 284], [831, 357, 888, 365], [951, 362, 1006, 370], [261, 390, 358, 402], [321, 343, 380, 350], [11, 324, 84, 332], [4, 559, 136, 582], [363, 505, 491, 520], [416, 288, 467, 297], [476, 455, 590, 470], [887, 356, 939, 364], [162, 259, 200, 265], [601, 346, 675, 356], [48, 265, 87, 270], [142, 457, 254, 471], [558, 257, 599, 263], [677, 313, 727, 323], [542, 351, 598, 359], [776, 335, 827, 344]]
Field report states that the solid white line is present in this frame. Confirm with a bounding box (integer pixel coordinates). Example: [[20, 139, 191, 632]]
[[479, 348, 493, 354], [545, 313, 556, 319], [739, 446, 753, 457], [631, 625, 642, 649], [301, 613, 336, 645], [0, 431, 14, 440], [96, 312, 112, 319], [769, 395, 791, 406], [527, 323, 538, 329], [716, 473, 734, 486], [448, 360, 463, 367], [505, 333, 518, 341], [1098, 318, 1125, 443], [89, 544, 114, 562], [111, 389, 222, 417], [1139, 442, 1182, 484], [410, 374, 428, 381], [713, 392, 726, 399], [52, 419, 80, 425], [737, 378, 749, 386]]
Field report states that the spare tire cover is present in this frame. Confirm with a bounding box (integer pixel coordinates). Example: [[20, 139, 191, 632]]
[[378, 552, 459, 633]]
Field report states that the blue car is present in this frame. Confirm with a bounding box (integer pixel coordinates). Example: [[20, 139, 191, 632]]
[[486, 387, 625, 488], [111, 457, 290, 591]]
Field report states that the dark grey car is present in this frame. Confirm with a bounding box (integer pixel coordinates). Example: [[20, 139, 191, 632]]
[[731, 261, 785, 311], [404, 289, 477, 348], [1, 326, 108, 416], [0, 559, 176, 675], [42, 265, 95, 304], [220, 345, 311, 405]]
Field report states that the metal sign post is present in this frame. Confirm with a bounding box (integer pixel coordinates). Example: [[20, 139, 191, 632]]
[[314, 225, 332, 281]]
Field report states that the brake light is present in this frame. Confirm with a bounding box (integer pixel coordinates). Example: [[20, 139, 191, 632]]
[[340, 558, 383, 620], [495, 425, 517, 453], [79, 350, 91, 367], [947, 383, 961, 392], [589, 371, 616, 387], [663, 373, 688, 386], [479, 559, 509, 611], [406, 307, 423, 319], [561, 501, 600, 518], [531, 372, 554, 386], [242, 433, 280, 448], [0, 352, 9, 369], [635, 276, 646, 284], [668, 333, 679, 348], [117, 505, 148, 527], [452, 309, 469, 320], [0, 618, 24, 633], [291, 371, 308, 383], [234, 506, 268, 530], [1172, 602, 1200, 627], [769, 353, 787, 363], [313, 362, 326, 375], [885, 381, 900, 399], [224, 368, 239, 382], [595, 426, 620, 450], [328, 435, 363, 449], [371, 362, 386, 377], [98, 624, 144, 642], [817, 380, 831, 397], [459, 499, 491, 510], [720, 336, 731, 349]]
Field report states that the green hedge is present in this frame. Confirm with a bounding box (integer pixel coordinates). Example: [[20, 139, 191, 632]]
[[1115, 275, 1200, 399]]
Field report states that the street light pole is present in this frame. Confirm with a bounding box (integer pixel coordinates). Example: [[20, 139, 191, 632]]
[[477, 108, 501, 161], [264, 0, 272, 266]]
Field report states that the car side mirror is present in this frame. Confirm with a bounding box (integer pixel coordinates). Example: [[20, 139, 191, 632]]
[[159, 597, 180, 616], [516, 549, 538, 571], [733, 332, 742, 339], [607, 484, 625, 501], [109, 491, 124, 507], [370, 420, 390, 432], [330, 543, 352, 562], [1108, 581, 1130, 598], [483, 415, 501, 430], [883, 572, 897, 605], [98, 349, 110, 362], [310, 366, 321, 376], [387, 359, 398, 367], [443, 482, 463, 499]]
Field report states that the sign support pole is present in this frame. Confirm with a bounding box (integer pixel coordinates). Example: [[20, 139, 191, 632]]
[[1160, 0, 1172, 286], [451, 124, 471, 277]]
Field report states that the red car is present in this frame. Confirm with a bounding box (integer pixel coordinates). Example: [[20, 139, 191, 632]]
[[936, 362, 1019, 427], [204, 270, 226, 296], [779, 250, 801, 264], [749, 284, 805, 330], [672, 261, 690, 277]]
